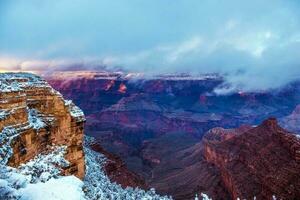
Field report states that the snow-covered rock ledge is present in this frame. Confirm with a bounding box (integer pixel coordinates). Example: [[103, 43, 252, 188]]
[[0, 73, 85, 178], [0, 146, 85, 200], [0, 142, 173, 200]]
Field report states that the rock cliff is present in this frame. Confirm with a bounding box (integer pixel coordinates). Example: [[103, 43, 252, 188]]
[[203, 118, 300, 199], [0, 73, 85, 179]]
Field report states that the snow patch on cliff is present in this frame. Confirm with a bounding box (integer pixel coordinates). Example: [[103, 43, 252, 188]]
[[0, 73, 47, 92], [0, 108, 47, 165], [0, 79, 21, 92], [65, 100, 85, 122], [0, 127, 18, 165], [28, 108, 46, 130], [0, 109, 10, 120]]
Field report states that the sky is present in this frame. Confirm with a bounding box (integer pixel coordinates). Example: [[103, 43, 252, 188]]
[[1, 0, 300, 92]]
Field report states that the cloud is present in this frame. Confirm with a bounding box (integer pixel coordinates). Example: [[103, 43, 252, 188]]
[[1, 0, 300, 93]]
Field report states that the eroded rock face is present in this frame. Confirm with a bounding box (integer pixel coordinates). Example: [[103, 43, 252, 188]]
[[203, 118, 300, 199], [0, 73, 85, 179]]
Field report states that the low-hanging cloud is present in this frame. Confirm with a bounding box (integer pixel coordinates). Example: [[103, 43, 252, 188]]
[[1, 0, 300, 93]]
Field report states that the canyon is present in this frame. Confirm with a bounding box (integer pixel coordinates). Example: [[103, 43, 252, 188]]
[[46, 71, 300, 199], [1, 71, 299, 199]]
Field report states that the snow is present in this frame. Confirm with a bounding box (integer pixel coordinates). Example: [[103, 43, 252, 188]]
[[0, 145, 84, 200], [0, 109, 10, 120], [0, 166, 26, 199], [65, 100, 85, 122], [0, 127, 18, 165], [19, 176, 85, 200], [0, 79, 21, 92], [0, 165, 86, 200], [194, 193, 212, 200], [200, 193, 212, 200], [18, 146, 69, 183], [27, 108, 46, 130], [0, 119, 40, 165], [0, 73, 47, 92]]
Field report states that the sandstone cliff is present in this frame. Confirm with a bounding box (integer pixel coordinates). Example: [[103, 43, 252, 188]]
[[0, 73, 85, 179]]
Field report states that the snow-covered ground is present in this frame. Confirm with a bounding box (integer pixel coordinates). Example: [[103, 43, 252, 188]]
[[0, 146, 85, 200], [0, 140, 173, 200], [19, 176, 85, 200]]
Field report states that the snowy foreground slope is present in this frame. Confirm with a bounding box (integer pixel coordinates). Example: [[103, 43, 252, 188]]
[[0, 136, 211, 200], [0, 146, 85, 200], [0, 137, 169, 200]]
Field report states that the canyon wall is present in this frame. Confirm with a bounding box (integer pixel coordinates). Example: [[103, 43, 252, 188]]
[[203, 118, 300, 199], [46, 72, 300, 199], [0, 73, 85, 179]]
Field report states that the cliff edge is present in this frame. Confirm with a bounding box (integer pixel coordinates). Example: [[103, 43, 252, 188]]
[[0, 73, 85, 179]]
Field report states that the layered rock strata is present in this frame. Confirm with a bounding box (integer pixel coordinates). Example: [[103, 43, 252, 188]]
[[0, 73, 85, 179]]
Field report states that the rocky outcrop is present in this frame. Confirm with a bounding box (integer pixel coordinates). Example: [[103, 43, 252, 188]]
[[203, 118, 300, 199], [0, 73, 85, 179]]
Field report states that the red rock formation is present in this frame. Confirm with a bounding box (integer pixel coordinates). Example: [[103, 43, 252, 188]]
[[0, 73, 85, 179], [203, 118, 300, 199], [118, 83, 127, 93], [143, 134, 231, 200]]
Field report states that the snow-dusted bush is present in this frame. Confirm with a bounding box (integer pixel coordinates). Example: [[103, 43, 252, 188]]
[[18, 146, 69, 183], [0, 127, 17, 165], [27, 108, 46, 130], [0, 145, 86, 200], [0, 139, 173, 200]]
